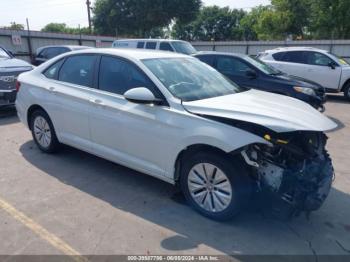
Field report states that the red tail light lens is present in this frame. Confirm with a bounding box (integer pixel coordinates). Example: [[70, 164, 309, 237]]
[[15, 81, 21, 92]]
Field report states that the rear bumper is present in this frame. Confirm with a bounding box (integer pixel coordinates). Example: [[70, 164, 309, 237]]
[[0, 89, 16, 106]]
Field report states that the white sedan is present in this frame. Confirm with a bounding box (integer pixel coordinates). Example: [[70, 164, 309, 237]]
[[16, 48, 336, 220]]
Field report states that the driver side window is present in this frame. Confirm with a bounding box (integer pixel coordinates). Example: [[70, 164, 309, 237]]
[[98, 56, 158, 96], [304, 52, 334, 66], [216, 57, 251, 76]]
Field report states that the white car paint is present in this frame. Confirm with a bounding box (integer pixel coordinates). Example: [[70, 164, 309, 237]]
[[183, 89, 336, 133], [16, 48, 336, 185], [260, 47, 350, 92]]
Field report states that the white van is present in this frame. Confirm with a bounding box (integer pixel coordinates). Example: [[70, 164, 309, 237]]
[[112, 39, 197, 55]]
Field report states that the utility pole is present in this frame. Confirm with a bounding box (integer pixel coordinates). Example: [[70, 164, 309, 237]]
[[26, 18, 33, 63], [86, 0, 92, 34]]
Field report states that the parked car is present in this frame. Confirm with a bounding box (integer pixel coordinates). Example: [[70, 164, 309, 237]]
[[194, 52, 326, 111], [0, 46, 33, 107], [16, 49, 336, 221], [258, 47, 350, 100], [112, 39, 197, 55], [33, 45, 92, 66]]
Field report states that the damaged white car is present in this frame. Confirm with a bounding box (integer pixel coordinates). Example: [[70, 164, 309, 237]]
[[16, 49, 337, 221]]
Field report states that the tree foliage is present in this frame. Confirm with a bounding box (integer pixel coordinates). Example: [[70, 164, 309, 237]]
[[30, 0, 350, 40], [93, 0, 202, 37], [172, 6, 246, 41], [41, 23, 90, 35], [2, 22, 25, 30], [309, 0, 350, 39]]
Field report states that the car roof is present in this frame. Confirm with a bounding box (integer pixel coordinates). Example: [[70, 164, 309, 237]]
[[265, 47, 328, 53], [113, 39, 187, 43], [194, 51, 247, 58], [67, 48, 190, 60], [36, 45, 92, 52]]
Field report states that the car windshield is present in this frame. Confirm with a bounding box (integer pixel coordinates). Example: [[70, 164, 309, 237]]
[[143, 57, 245, 102], [0, 48, 10, 59], [328, 52, 349, 66], [244, 56, 281, 75], [171, 42, 197, 55]]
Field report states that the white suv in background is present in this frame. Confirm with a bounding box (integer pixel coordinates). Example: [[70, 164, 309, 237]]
[[259, 47, 350, 100], [112, 39, 197, 55]]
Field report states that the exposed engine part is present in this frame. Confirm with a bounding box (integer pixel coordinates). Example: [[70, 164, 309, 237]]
[[258, 161, 284, 192], [241, 150, 259, 168], [245, 131, 334, 216]]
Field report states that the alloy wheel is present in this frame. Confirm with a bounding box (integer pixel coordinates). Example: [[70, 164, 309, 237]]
[[33, 116, 52, 148], [187, 163, 232, 213]]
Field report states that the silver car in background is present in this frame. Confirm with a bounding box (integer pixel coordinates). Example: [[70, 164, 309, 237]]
[[0, 46, 33, 107]]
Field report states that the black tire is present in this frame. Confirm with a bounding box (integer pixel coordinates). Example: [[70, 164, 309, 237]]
[[344, 82, 350, 101], [180, 151, 252, 221], [30, 109, 60, 153]]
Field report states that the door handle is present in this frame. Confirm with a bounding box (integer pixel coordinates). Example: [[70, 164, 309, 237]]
[[48, 87, 57, 94], [90, 98, 105, 107]]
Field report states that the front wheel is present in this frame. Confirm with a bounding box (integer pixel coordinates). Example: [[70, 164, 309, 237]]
[[180, 152, 251, 221], [344, 83, 350, 101]]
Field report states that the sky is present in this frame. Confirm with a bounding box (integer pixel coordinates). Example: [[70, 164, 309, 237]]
[[0, 0, 271, 31]]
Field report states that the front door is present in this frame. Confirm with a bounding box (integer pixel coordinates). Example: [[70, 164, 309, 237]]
[[215, 56, 259, 89], [89, 55, 173, 177]]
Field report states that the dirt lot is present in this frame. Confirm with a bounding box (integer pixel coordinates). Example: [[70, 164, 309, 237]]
[[0, 95, 349, 259]]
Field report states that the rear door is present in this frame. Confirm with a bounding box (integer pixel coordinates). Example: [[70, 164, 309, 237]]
[[215, 56, 258, 88], [52, 54, 98, 151], [270, 51, 306, 77]]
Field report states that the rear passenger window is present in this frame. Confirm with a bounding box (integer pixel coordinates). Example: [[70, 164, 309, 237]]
[[159, 42, 173, 52], [58, 55, 97, 87], [98, 56, 157, 96], [43, 59, 64, 79], [137, 42, 145, 49], [196, 55, 215, 67], [46, 47, 68, 59], [282, 51, 305, 64], [272, 52, 286, 61], [146, 42, 157, 49]]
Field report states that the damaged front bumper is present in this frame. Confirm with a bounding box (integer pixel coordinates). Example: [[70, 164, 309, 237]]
[[242, 131, 334, 217]]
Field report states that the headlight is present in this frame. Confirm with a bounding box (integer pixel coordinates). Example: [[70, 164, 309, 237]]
[[293, 86, 316, 96]]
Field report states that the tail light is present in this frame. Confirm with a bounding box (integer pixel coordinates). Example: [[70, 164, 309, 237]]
[[15, 81, 21, 92]]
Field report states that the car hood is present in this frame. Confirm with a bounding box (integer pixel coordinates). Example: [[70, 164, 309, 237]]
[[0, 57, 32, 71], [183, 89, 337, 133], [273, 73, 324, 90]]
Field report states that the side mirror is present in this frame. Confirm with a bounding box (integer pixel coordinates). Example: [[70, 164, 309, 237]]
[[124, 87, 163, 105], [246, 69, 257, 79], [328, 62, 337, 70]]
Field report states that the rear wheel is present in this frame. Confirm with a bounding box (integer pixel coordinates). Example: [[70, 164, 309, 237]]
[[180, 152, 251, 221], [30, 109, 60, 153], [344, 82, 350, 101]]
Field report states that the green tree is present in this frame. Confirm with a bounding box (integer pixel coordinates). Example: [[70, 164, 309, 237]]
[[41, 23, 68, 33], [271, 0, 311, 38], [172, 6, 246, 41], [240, 6, 268, 40], [309, 0, 350, 39], [3, 22, 25, 30], [41, 23, 90, 35], [93, 0, 202, 37]]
